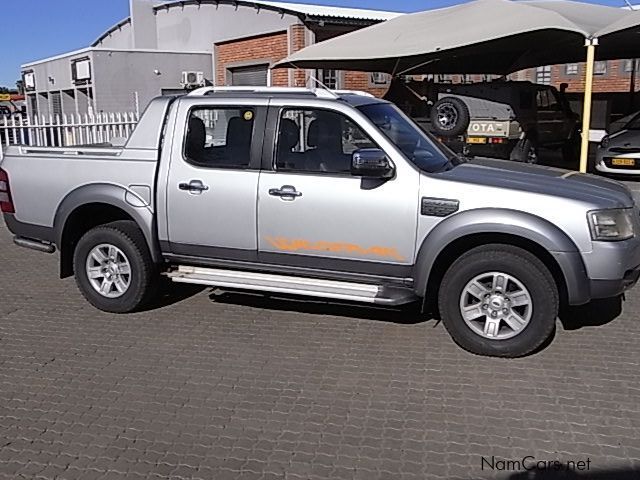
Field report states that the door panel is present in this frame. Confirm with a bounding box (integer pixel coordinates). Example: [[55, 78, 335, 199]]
[[257, 106, 419, 270], [536, 89, 567, 144], [166, 102, 265, 255], [258, 172, 418, 266], [168, 169, 259, 251]]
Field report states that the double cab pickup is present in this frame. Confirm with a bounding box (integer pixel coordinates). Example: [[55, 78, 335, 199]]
[[1, 87, 639, 357]]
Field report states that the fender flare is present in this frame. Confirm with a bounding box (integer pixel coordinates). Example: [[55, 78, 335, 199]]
[[53, 183, 160, 263], [413, 208, 585, 298]]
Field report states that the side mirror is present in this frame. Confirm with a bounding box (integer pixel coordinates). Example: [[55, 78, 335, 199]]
[[351, 148, 394, 179]]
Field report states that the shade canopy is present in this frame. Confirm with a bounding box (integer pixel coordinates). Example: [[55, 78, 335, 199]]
[[274, 0, 640, 75]]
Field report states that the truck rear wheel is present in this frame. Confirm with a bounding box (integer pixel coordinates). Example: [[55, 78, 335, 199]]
[[438, 245, 558, 357], [73, 220, 158, 313]]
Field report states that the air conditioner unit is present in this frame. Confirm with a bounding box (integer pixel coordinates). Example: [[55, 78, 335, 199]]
[[181, 71, 205, 88]]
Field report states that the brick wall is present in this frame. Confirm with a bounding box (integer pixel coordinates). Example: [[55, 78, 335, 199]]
[[215, 27, 392, 97], [289, 25, 307, 87], [343, 71, 390, 98], [215, 26, 319, 88], [215, 31, 290, 87], [554, 60, 640, 93], [521, 61, 640, 93]]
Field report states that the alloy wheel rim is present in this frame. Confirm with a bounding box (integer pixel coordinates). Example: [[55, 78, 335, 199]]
[[437, 103, 458, 130], [459, 271, 533, 340], [86, 244, 132, 298]]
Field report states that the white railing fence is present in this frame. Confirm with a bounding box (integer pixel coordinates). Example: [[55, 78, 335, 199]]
[[0, 112, 139, 149]]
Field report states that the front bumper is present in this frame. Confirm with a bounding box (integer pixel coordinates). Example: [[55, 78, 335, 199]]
[[556, 234, 640, 305], [590, 268, 640, 299], [595, 150, 640, 175], [582, 236, 640, 301], [465, 141, 516, 160]]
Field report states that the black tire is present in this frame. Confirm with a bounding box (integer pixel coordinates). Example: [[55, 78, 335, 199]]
[[430, 97, 470, 137], [510, 138, 538, 164], [73, 220, 158, 313], [438, 245, 558, 357]]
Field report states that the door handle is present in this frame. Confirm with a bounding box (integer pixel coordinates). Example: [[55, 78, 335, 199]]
[[269, 185, 302, 200], [179, 180, 209, 193]]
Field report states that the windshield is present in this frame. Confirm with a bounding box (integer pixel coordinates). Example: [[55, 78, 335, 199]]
[[358, 103, 458, 173], [626, 113, 640, 130]]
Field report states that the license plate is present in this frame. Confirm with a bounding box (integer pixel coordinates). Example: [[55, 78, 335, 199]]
[[612, 157, 636, 166], [467, 137, 487, 144]]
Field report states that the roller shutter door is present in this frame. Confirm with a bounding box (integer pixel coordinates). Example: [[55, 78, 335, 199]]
[[229, 65, 269, 86]]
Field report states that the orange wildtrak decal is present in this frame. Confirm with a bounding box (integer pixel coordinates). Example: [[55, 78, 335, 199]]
[[266, 237, 405, 261]]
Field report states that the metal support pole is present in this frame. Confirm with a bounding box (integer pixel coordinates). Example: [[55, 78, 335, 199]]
[[630, 59, 638, 114], [579, 38, 598, 174]]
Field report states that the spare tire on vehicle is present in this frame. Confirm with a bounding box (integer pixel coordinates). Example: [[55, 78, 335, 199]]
[[430, 96, 471, 137]]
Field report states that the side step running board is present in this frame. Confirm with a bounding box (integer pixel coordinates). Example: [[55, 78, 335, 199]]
[[167, 266, 418, 306]]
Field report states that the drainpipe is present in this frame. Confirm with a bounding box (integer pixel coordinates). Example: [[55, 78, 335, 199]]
[[579, 37, 598, 174]]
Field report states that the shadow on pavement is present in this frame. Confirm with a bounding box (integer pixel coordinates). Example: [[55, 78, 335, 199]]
[[558, 295, 623, 331], [503, 466, 639, 480], [208, 289, 430, 325], [145, 281, 206, 310]]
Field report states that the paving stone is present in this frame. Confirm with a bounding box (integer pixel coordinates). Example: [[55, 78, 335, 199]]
[[1, 221, 640, 480]]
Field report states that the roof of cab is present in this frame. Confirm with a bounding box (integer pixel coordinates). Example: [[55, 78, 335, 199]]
[[180, 86, 388, 107]]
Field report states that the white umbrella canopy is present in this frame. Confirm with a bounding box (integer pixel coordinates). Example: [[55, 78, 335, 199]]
[[274, 0, 638, 75]]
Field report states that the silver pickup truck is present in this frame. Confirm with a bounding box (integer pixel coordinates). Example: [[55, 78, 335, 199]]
[[1, 87, 639, 357]]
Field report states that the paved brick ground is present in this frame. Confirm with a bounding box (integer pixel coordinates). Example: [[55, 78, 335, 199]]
[[1, 221, 640, 480]]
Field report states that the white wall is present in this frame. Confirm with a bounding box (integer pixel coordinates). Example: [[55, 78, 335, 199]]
[[92, 50, 212, 113], [94, 3, 300, 52], [95, 22, 134, 49]]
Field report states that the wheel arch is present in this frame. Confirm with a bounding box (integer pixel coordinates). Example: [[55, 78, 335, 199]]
[[413, 209, 587, 310], [53, 184, 159, 278]]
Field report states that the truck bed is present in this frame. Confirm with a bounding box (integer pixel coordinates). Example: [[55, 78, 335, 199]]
[[1, 145, 158, 229]]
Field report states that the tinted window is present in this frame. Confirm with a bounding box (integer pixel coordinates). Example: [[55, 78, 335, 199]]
[[275, 108, 377, 174], [536, 89, 560, 111], [626, 113, 640, 130], [184, 107, 254, 168], [358, 103, 453, 173]]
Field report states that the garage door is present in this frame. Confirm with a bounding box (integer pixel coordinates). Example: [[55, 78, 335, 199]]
[[229, 65, 269, 86]]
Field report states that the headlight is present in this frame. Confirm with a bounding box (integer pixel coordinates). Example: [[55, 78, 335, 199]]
[[588, 208, 635, 241], [599, 135, 610, 149]]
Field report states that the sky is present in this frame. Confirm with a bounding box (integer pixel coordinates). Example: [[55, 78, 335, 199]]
[[0, 0, 634, 87]]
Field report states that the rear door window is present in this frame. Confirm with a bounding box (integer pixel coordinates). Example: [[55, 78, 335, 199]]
[[183, 107, 255, 169]]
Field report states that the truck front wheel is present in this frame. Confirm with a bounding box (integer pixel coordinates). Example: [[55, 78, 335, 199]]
[[438, 245, 558, 357], [73, 220, 158, 313]]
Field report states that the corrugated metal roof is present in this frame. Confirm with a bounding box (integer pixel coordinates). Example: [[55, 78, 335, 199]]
[[91, 0, 401, 48], [254, 1, 402, 20]]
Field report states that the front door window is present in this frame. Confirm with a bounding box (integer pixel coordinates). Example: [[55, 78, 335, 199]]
[[275, 108, 377, 174]]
